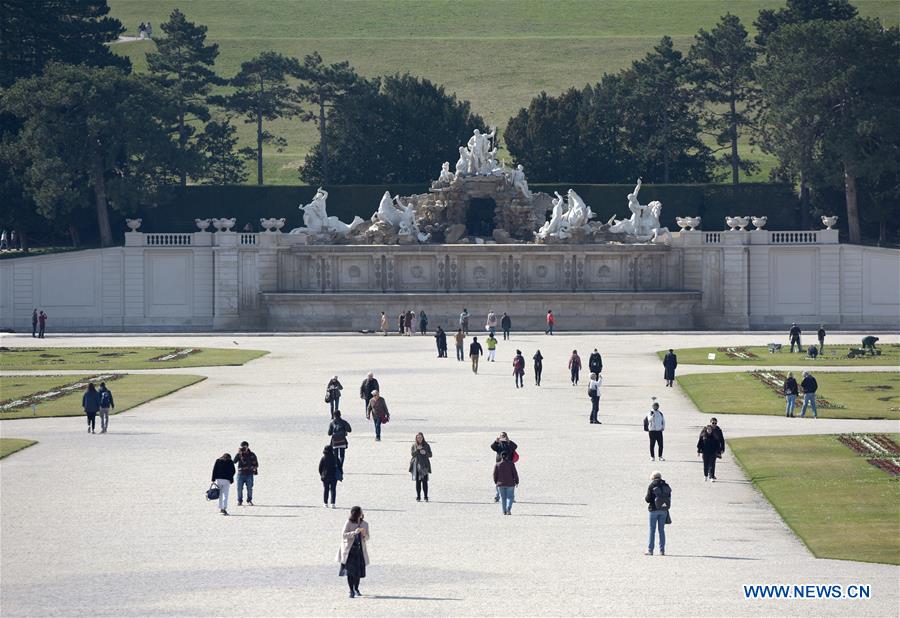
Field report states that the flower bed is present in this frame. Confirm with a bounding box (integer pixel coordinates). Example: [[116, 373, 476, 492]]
[[0, 374, 123, 412], [717, 346, 758, 360], [149, 348, 197, 362], [837, 434, 900, 477]]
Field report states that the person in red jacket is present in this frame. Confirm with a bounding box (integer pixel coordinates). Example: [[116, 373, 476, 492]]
[[545, 309, 555, 335], [493, 451, 519, 515]]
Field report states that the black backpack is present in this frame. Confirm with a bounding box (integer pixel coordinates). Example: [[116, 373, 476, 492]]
[[652, 482, 672, 511], [330, 421, 346, 440], [99, 390, 112, 408]]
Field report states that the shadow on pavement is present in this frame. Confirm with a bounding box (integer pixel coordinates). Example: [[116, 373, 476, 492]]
[[369, 595, 462, 601]]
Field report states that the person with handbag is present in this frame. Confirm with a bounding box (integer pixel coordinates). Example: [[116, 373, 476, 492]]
[[490, 433, 517, 502], [366, 391, 390, 442], [644, 470, 671, 555], [319, 445, 342, 508], [493, 451, 519, 515], [328, 411, 352, 464], [588, 373, 602, 424], [359, 372, 380, 415], [211, 453, 236, 516], [409, 432, 432, 501], [233, 441, 258, 506], [326, 376, 343, 416], [338, 506, 370, 598]]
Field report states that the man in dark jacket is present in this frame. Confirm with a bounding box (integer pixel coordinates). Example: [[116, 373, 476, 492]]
[[360, 372, 380, 414], [434, 326, 447, 358], [97, 382, 115, 433], [800, 371, 818, 418], [233, 441, 259, 506], [862, 335, 880, 354], [663, 349, 677, 387], [469, 336, 483, 374], [500, 312, 512, 340], [490, 433, 517, 502], [789, 323, 802, 352], [31, 308, 38, 337], [328, 411, 352, 464], [588, 348, 603, 375], [493, 451, 519, 515], [697, 426, 720, 482], [817, 325, 826, 352], [366, 390, 390, 441]]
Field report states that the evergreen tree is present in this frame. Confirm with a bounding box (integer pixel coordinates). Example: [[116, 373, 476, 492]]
[[1, 63, 181, 247], [754, 0, 857, 46], [196, 120, 250, 185], [146, 9, 220, 186], [216, 52, 299, 184], [292, 52, 364, 185], [689, 14, 758, 184]]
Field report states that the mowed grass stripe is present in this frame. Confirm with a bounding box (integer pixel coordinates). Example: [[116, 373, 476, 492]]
[[0, 439, 38, 459], [0, 374, 206, 420], [659, 344, 900, 367], [730, 434, 900, 565], [0, 347, 267, 371]]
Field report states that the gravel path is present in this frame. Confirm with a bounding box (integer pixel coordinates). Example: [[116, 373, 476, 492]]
[[1, 332, 897, 616]]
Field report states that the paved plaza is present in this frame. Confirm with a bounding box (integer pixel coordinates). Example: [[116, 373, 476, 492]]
[[1, 331, 898, 616]]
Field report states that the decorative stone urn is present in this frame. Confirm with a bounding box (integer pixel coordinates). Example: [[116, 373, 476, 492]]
[[195, 218, 211, 231], [676, 216, 701, 231], [260, 217, 286, 232], [125, 218, 142, 232], [212, 217, 236, 232], [273, 218, 286, 232], [725, 216, 749, 231], [821, 215, 839, 230], [751, 216, 767, 231]]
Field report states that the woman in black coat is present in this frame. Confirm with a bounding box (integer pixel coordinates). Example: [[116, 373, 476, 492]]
[[663, 349, 677, 387], [82, 382, 101, 434], [697, 426, 720, 482], [211, 453, 236, 515], [533, 350, 543, 386], [319, 445, 341, 508]]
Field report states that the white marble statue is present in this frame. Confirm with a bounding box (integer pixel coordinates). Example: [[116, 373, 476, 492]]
[[465, 127, 496, 175], [508, 164, 532, 198], [608, 179, 670, 242], [291, 187, 364, 237], [562, 189, 593, 228], [455, 147, 471, 176], [536, 191, 567, 239], [372, 191, 403, 226], [438, 161, 455, 184]]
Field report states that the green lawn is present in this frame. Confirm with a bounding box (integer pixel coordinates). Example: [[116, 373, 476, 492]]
[[0, 347, 267, 371], [0, 439, 37, 459], [730, 434, 900, 564], [660, 344, 900, 367], [0, 374, 205, 420], [107, 0, 899, 185], [678, 371, 900, 420]]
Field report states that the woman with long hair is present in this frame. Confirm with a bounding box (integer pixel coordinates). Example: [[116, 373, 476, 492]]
[[409, 432, 433, 501], [338, 506, 370, 598], [82, 382, 100, 434]]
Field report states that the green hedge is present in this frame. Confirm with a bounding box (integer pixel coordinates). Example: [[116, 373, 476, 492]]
[[135, 182, 799, 233]]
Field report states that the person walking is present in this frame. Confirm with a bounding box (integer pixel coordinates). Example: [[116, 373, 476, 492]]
[[211, 453, 236, 516], [97, 381, 115, 433], [485, 310, 498, 337], [434, 326, 447, 357], [359, 372, 380, 415], [644, 402, 666, 461], [366, 390, 390, 441], [697, 426, 720, 482], [782, 372, 799, 417], [459, 308, 470, 335], [800, 371, 818, 418], [380, 311, 387, 336], [817, 325, 826, 352], [493, 451, 519, 515], [568, 350, 582, 386], [398, 311, 405, 335], [328, 411, 352, 464], [469, 336, 484, 373], [789, 322, 802, 353], [512, 350, 525, 388], [486, 333, 498, 362], [663, 349, 678, 387], [588, 348, 603, 375], [404, 310, 413, 336], [454, 329, 465, 362], [533, 350, 543, 385], [490, 432, 517, 502], [409, 432, 432, 502], [418, 310, 428, 335], [31, 308, 38, 338], [82, 382, 101, 434], [326, 376, 343, 416], [319, 445, 341, 508], [233, 441, 259, 506], [644, 471, 671, 556], [338, 506, 370, 598], [0, 229, 7, 250], [500, 312, 511, 340], [545, 309, 555, 335], [588, 372, 602, 424], [38, 310, 47, 338]]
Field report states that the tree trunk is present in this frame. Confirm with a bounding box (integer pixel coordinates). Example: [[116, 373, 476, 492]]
[[799, 172, 810, 230], [91, 156, 114, 248], [16, 228, 29, 252], [68, 224, 80, 248], [662, 113, 670, 183], [178, 109, 187, 187], [319, 92, 328, 185], [879, 221, 887, 246], [257, 76, 264, 185], [843, 166, 861, 244], [730, 96, 739, 185]]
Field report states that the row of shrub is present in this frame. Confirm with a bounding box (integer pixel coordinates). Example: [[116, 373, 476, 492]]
[[128, 182, 800, 235]]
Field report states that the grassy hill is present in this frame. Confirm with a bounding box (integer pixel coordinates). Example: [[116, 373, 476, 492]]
[[108, 1, 898, 185]]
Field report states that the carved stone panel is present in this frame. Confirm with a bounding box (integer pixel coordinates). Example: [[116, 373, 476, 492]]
[[520, 256, 564, 291], [396, 256, 438, 290], [458, 256, 499, 291], [336, 256, 375, 291]]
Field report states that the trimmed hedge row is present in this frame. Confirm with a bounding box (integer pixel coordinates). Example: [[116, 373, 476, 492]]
[[134, 182, 799, 233]]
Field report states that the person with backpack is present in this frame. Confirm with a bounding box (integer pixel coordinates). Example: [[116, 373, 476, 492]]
[[328, 411, 352, 464], [211, 453, 236, 516], [469, 336, 483, 374], [493, 451, 519, 515], [500, 312, 511, 340], [485, 333, 498, 362], [588, 348, 603, 375], [82, 382, 101, 434], [233, 441, 259, 506], [533, 350, 543, 386], [644, 471, 671, 555], [97, 382, 115, 433], [568, 350, 582, 386], [783, 372, 799, 417], [490, 433, 517, 503], [697, 426, 720, 482], [454, 329, 466, 362], [366, 391, 389, 441], [409, 432, 432, 502], [319, 445, 342, 508], [800, 371, 818, 418], [662, 349, 678, 387], [359, 372, 380, 415], [512, 350, 525, 388], [588, 373, 602, 424], [643, 402, 666, 461], [326, 376, 343, 416]]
